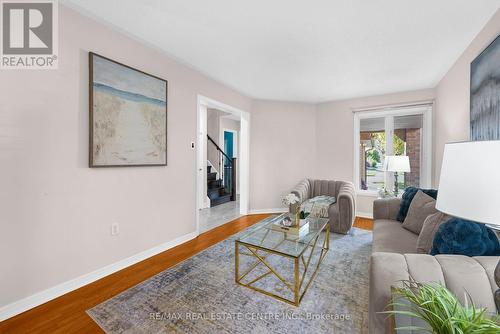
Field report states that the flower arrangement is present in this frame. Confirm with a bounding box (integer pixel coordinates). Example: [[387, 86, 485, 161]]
[[282, 193, 300, 206]]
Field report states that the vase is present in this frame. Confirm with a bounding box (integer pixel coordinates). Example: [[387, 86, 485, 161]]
[[289, 203, 300, 215], [289, 203, 300, 227]]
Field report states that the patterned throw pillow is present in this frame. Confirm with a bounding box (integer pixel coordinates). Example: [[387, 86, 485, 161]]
[[397, 187, 438, 222], [430, 218, 500, 256]]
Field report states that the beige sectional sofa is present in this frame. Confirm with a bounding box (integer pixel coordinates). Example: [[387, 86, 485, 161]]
[[369, 198, 499, 334]]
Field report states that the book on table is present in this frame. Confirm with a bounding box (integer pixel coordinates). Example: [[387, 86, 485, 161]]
[[271, 216, 310, 238]]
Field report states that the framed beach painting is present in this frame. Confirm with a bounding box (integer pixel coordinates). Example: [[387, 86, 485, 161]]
[[89, 52, 167, 167], [470, 34, 500, 141]]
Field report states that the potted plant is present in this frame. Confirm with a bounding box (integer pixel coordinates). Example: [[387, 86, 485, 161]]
[[378, 186, 393, 199], [385, 279, 500, 333]]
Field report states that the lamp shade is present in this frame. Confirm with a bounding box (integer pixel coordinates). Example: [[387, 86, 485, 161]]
[[436, 141, 500, 226], [383, 155, 410, 172]]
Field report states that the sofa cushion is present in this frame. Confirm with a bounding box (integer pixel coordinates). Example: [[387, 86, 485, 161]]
[[431, 218, 500, 256], [416, 212, 451, 254], [373, 198, 401, 221], [397, 186, 438, 222], [434, 255, 497, 310], [474, 256, 500, 297], [372, 219, 418, 254], [401, 190, 438, 234], [404, 254, 446, 283]]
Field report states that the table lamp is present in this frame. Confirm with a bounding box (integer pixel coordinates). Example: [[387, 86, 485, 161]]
[[384, 155, 410, 196], [436, 140, 500, 312]]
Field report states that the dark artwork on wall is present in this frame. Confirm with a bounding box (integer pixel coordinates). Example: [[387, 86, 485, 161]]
[[470, 34, 500, 141], [89, 52, 168, 167]]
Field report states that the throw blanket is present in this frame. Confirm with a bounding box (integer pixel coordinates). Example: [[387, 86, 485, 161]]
[[301, 195, 336, 218]]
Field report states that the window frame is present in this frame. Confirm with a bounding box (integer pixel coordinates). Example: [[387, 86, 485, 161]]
[[353, 103, 433, 196]]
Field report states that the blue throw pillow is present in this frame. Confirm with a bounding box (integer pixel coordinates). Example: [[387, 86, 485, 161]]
[[430, 218, 500, 256], [397, 187, 438, 222]]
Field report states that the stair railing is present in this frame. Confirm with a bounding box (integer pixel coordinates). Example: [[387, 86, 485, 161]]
[[207, 135, 236, 201]]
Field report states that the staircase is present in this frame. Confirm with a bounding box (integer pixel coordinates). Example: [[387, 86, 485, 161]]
[[207, 135, 236, 207], [207, 166, 231, 206]]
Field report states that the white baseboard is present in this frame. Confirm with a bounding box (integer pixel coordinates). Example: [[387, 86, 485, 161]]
[[248, 207, 287, 214], [0, 231, 198, 322], [356, 211, 373, 219]]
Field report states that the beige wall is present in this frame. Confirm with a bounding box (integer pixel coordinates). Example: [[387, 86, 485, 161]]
[[220, 118, 241, 138], [249, 100, 317, 210], [0, 5, 251, 309], [434, 10, 500, 184]]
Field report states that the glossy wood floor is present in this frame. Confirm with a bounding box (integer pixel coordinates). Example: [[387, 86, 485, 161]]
[[353, 217, 374, 231], [0, 215, 373, 334]]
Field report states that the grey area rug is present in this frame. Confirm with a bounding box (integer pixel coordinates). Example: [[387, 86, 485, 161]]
[[87, 227, 372, 334]]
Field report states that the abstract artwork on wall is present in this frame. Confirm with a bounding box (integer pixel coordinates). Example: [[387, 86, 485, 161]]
[[89, 53, 167, 167], [470, 34, 500, 141]]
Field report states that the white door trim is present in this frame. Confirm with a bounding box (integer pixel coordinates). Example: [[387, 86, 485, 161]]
[[196, 95, 250, 235], [196, 103, 209, 212]]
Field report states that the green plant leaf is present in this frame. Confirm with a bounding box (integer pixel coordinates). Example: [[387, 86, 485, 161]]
[[385, 278, 500, 334]]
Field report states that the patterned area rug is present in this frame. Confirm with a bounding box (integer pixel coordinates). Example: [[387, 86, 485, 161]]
[[87, 227, 372, 333]]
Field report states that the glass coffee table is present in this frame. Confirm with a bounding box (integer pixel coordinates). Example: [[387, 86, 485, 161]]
[[235, 214, 329, 306]]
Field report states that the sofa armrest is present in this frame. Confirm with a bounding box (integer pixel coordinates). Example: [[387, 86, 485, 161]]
[[290, 179, 311, 203], [373, 198, 401, 221], [369, 252, 409, 334], [337, 182, 355, 231]]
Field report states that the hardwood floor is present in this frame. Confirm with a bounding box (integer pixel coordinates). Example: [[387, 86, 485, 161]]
[[353, 217, 374, 231], [0, 215, 372, 333]]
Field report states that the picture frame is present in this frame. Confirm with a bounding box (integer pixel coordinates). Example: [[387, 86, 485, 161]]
[[89, 52, 168, 167], [470, 34, 500, 141]]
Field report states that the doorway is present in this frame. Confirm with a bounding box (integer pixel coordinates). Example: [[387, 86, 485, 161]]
[[224, 131, 234, 163], [196, 95, 249, 235]]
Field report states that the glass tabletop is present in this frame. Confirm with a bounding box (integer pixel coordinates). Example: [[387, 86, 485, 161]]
[[236, 214, 329, 258]]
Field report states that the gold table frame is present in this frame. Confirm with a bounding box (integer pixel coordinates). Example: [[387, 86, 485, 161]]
[[235, 221, 329, 306]]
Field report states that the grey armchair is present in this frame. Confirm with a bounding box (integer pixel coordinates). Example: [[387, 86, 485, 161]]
[[290, 179, 356, 234]]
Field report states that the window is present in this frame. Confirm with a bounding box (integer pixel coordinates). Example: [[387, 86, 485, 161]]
[[359, 117, 386, 191], [354, 104, 432, 194]]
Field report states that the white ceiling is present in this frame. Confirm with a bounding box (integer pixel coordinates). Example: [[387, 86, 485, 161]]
[[63, 0, 500, 103]]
